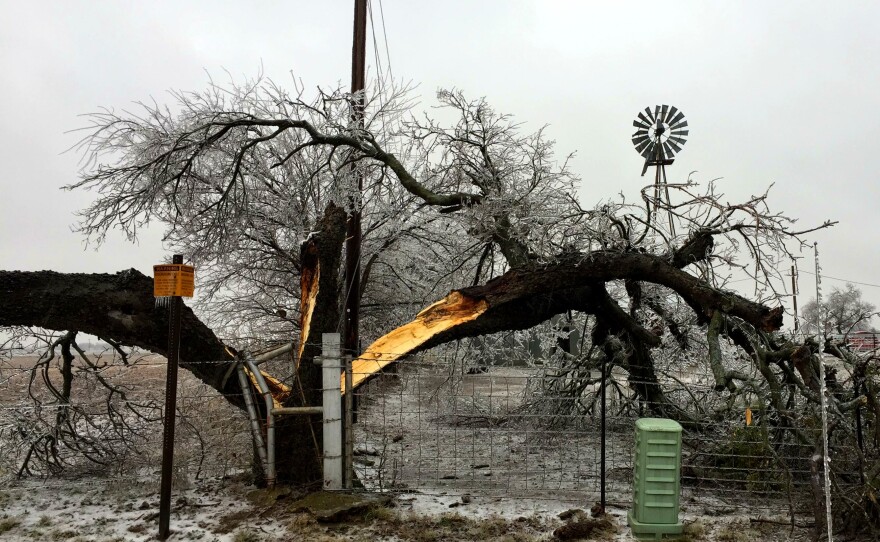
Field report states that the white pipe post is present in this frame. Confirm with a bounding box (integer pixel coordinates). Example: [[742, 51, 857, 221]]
[[322, 333, 343, 490], [244, 356, 276, 488], [236, 364, 269, 475], [253, 342, 295, 365]]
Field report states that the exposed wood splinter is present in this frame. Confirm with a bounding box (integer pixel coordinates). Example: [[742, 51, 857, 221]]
[[343, 291, 488, 393], [297, 241, 321, 369]]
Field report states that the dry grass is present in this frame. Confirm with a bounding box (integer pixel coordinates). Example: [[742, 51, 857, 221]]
[[0, 517, 20, 534], [362, 511, 555, 542], [551, 513, 618, 541], [277, 501, 558, 542], [680, 519, 708, 540]]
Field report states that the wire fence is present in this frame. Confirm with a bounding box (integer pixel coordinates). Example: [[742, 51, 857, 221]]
[[0, 339, 868, 527], [0, 353, 256, 491], [348, 348, 866, 518]]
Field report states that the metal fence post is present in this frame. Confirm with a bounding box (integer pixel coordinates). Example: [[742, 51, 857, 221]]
[[600, 354, 607, 514], [244, 354, 276, 487], [158, 254, 183, 540], [344, 355, 354, 489], [236, 364, 269, 478], [322, 333, 343, 490]]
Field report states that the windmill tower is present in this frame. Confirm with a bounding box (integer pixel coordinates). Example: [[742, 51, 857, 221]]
[[631, 105, 688, 236]]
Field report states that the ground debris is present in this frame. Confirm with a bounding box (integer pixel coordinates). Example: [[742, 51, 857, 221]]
[[355, 444, 380, 456], [557, 508, 586, 521], [553, 513, 617, 541], [291, 490, 392, 522]]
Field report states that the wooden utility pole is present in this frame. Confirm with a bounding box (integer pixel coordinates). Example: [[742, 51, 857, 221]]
[[344, 0, 368, 358]]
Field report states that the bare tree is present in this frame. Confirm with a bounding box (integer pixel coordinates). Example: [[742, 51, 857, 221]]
[[8, 72, 869, 522], [801, 282, 877, 335], [0, 326, 162, 477]]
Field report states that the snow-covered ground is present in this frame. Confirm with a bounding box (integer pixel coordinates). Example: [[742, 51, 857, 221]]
[[0, 478, 812, 541], [0, 478, 288, 541], [0, 354, 821, 540]]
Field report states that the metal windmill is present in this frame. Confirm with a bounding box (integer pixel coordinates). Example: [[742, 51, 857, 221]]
[[631, 105, 688, 235]]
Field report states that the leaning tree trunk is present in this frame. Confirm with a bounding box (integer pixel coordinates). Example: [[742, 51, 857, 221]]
[[347, 249, 781, 389], [0, 207, 347, 488], [1, 230, 785, 486], [0, 263, 333, 486]]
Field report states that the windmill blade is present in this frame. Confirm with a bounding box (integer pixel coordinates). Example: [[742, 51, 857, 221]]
[[663, 141, 676, 158], [667, 139, 682, 154], [632, 129, 649, 140], [635, 139, 652, 154], [632, 133, 650, 145], [654, 105, 662, 123], [633, 119, 651, 130], [645, 106, 655, 122], [668, 110, 685, 126], [666, 106, 679, 126], [669, 136, 687, 146], [637, 111, 653, 126], [641, 141, 656, 158], [660, 105, 669, 123], [670, 119, 688, 130], [632, 137, 650, 152], [672, 129, 689, 137]]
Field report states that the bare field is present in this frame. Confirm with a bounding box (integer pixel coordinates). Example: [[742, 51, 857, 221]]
[[0, 352, 252, 482]]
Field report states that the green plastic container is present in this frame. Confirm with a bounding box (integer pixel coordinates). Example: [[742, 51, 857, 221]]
[[628, 418, 683, 540]]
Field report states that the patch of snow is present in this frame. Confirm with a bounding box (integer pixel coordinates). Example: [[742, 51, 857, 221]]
[[0, 478, 286, 541]]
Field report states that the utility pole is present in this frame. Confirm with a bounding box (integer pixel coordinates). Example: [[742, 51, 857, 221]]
[[344, 0, 368, 358], [790, 263, 799, 332]]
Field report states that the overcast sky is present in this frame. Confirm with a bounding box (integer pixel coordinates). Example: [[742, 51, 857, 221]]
[[1, 1, 878, 322]]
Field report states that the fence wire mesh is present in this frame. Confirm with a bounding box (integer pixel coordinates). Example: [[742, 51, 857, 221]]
[[0, 335, 869, 534], [348, 347, 864, 519], [0, 352, 256, 491]]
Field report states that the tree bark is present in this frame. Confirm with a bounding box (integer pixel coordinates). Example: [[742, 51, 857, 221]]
[[351, 249, 783, 390], [0, 268, 236, 395], [2, 240, 784, 484], [274, 204, 346, 486]]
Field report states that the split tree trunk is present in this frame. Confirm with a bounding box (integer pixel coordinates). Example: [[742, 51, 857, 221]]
[[273, 204, 346, 487]]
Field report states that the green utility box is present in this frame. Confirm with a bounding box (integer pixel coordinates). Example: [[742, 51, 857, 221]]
[[628, 418, 683, 540]]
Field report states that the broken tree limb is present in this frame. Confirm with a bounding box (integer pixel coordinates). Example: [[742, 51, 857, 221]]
[[348, 291, 489, 390], [345, 249, 783, 392], [707, 311, 735, 392], [0, 268, 295, 410], [0, 268, 236, 394], [297, 234, 321, 368]]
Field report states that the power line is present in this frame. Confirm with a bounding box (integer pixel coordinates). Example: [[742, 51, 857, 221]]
[[367, 2, 385, 83], [377, 0, 392, 79], [798, 270, 880, 290]]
